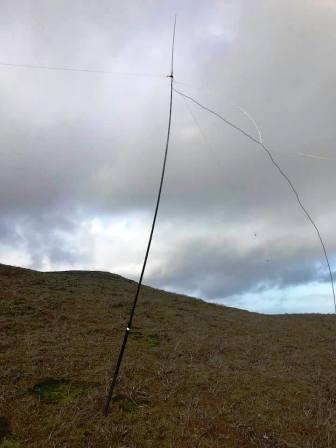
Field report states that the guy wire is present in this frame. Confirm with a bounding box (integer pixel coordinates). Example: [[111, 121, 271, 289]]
[[174, 87, 336, 313]]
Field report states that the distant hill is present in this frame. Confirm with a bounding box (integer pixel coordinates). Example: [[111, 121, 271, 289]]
[[1, 262, 336, 447]]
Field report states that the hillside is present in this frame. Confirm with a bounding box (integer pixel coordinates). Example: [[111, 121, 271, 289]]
[[1, 263, 336, 447]]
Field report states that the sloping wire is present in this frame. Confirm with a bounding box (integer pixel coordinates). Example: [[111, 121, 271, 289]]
[[174, 87, 336, 313], [0, 61, 165, 78], [233, 104, 264, 144], [179, 93, 225, 169], [174, 79, 336, 162], [296, 152, 336, 161]]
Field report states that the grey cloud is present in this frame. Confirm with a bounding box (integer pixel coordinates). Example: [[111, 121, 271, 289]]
[[0, 0, 335, 311], [145, 230, 329, 299], [0, 210, 92, 269]]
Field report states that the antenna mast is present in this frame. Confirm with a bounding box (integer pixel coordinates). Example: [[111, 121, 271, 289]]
[[103, 16, 176, 416]]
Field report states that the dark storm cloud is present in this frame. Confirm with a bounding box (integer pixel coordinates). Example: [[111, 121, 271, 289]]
[[0, 0, 335, 309]]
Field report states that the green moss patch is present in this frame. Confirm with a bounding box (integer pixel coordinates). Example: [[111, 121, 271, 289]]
[[0, 440, 20, 448], [31, 378, 95, 405], [133, 332, 160, 348], [110, 301, 125, 308]]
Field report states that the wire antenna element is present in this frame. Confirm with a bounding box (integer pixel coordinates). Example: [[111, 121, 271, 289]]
[[0, 62, 164, 78], [174, 88, 336, 313]]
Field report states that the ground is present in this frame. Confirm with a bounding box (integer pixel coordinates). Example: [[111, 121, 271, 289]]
[[1, 263, 336, 447]]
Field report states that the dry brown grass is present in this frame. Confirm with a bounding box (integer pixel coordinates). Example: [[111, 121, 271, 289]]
[[1, 263, 336, 447]]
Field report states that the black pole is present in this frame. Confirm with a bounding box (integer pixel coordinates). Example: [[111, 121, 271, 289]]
[[103, 16, 176, 416]]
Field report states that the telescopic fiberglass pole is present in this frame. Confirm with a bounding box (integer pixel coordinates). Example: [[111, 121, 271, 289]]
[[103, 16, 176, 416]]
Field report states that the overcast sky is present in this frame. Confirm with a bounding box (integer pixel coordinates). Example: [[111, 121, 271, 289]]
[[1, 0, 335, 313]]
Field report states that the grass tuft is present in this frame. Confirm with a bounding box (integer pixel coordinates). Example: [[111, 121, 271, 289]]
[[112, 394, 150, 412]]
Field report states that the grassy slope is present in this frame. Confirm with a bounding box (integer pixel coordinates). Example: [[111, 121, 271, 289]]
[[1, 263, 336, 448]]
